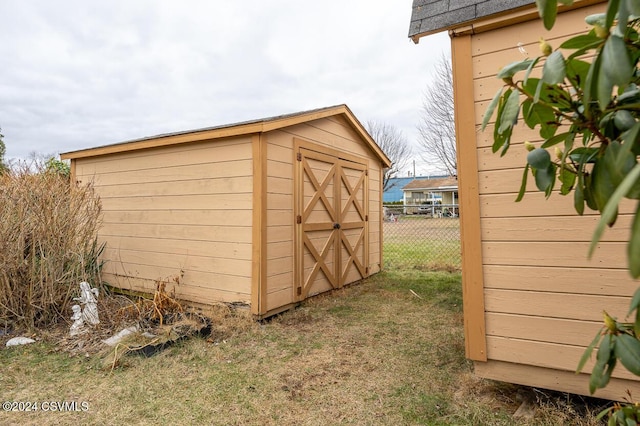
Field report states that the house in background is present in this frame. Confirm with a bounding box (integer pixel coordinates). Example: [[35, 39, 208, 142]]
[[383, 175, 445, 203], [402, 176, 458, 206], [409, 0, 639, 401]]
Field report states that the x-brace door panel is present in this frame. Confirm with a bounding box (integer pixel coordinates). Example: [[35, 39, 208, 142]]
[[295, 144, 368, 301]]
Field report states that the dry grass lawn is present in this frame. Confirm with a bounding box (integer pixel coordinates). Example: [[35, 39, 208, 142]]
[[0, 270, 607, 425]]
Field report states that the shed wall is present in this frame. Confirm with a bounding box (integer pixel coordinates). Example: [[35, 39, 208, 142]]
[[75, 136, 254, 305], [465, 3, 640, 398], [262, 115, 383, 312]]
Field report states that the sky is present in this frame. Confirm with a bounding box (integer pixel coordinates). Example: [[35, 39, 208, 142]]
[[0, 0, 450, 176]]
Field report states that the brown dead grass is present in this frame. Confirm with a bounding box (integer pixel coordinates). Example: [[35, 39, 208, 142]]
[[0, 270, 608, 425]]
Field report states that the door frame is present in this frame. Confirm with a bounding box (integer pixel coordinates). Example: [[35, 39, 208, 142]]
[[293, 138, 369, 302]]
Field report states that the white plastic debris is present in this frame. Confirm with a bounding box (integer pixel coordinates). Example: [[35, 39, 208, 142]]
[[102, 326, 140, 347], [6, 337, 36, 347]]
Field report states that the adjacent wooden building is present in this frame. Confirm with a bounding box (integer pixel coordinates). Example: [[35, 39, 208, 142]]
[[409, 0, 639, 400], [61, 105, 390, 318]]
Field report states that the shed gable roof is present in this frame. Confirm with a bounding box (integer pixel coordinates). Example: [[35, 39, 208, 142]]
[[61, 104, 391, 167]]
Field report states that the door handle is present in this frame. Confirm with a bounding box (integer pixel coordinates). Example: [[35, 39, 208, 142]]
[[333, 223, 341, 229]]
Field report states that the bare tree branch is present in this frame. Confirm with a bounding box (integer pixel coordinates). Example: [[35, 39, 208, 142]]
[[365, 120, 412, 190], [417, 55, 457, 177]]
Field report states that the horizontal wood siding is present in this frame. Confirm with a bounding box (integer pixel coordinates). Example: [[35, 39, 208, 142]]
[[467, 2, 639, 396], [76, 136, 254, 306], [474, 360, 639, 402], [263, 130, 295, 312]]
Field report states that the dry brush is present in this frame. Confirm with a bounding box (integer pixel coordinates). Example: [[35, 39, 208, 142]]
[[0, 163, 103, 329]]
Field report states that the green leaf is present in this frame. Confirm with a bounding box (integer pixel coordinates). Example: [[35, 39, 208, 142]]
[[542, 50, 567, 84], [584, 173, 598, 211], [614, 110, 636, 132], [515, 164, 530, 202], [559, 167, 576, 195], [589, 364, 603, 394], [598, 407, 615, 423], [560, 33, 602, 50], [569, 147, 599, 163], [585, 13, 606, 26], [523, 57, 540, 85], [627, 0, 640, 16], [558, 134, 576, 195], [536, 0, 558, 30], [492, 89, 509, 153], [636, 306, 640, 341], [591, 159, 616, 215], [566, 58, 593, 89], [615, 0, 629, 38], [534, 164, 556, 196], [577, 328, 604, 373], [597, 406, 614, 422], [527, 148, 551, 169], [541, 123, 559, 139], [541, 132, 572, 148], [523, 101, 559, 139], [523, 100, 555, 130], [583, 51, 603, 118], [605, 0, 621, 29], [614, 333, 640, 375], [589, 163, 640, 258], [602, 35, 632, 87], [630, 202, 640, 278], [617, 87, 640, 105], [534, 79, 544, 104], [590, 334, 615, 393], [497, 60, 534, 80], [498, 89, 520, 134], [482, 87, 503, 131], [628, 287, 640, 318], [620, 122, 640, 199], [597, 64, 615, 111], [591, 141, 638, 218], [575, 171, 586, 215], [566, 33, 604, 60], [604, 140, 638, 189]]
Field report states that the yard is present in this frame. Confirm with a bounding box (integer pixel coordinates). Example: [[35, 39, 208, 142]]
[[0, 269, 605, 425]]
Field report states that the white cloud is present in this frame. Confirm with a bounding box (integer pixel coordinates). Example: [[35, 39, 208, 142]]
[[0, 0, 450, 165]]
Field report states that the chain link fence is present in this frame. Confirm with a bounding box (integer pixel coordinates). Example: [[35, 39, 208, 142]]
[[383, 204, 461, 271]]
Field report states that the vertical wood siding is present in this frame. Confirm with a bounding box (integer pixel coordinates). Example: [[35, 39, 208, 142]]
[[75, 136, 254, 305], [465, 2, 640, 397]]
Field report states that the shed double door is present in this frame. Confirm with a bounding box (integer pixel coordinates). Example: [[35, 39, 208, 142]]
[[295, 143, 369, 301]]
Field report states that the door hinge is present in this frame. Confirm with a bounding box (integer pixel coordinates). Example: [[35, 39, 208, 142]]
[[296, 215, 302, 224], [365, 215, 368, 221], [365, 169, 368, 176], [365, 267, 369, 275], [296, 152, 302, 161], [297, 287, 302, 296]]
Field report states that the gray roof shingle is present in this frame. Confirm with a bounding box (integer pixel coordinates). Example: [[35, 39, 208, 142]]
[[408, 0, 534, 40]]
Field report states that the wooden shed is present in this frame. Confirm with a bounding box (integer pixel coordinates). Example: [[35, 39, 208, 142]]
[[61, 105, 391, 318], [409, 1, 639, 400]]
